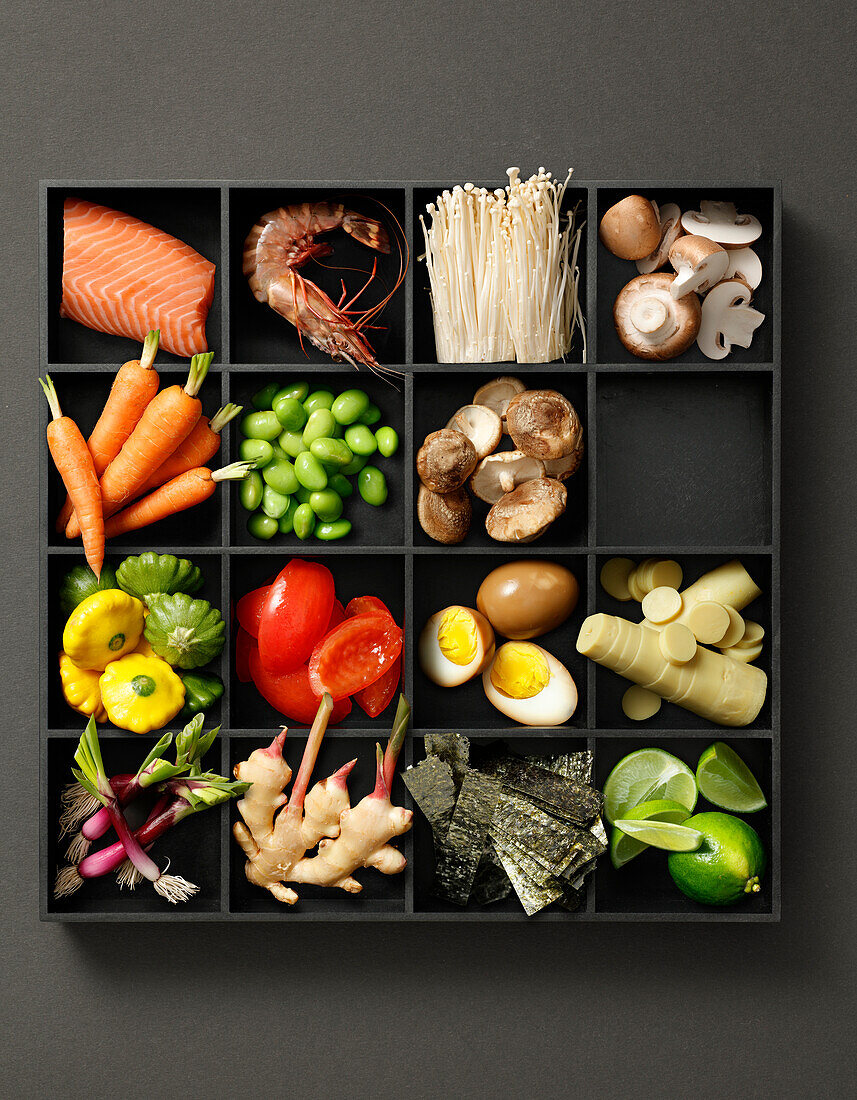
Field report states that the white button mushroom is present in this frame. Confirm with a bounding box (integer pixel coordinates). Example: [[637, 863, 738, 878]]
[[613, 273, 701, 360], [681, 201, 762, 249], [721, 247, 763, 293], [599, 195, 662, 260], [469, 451, 547, 504], [445, 404, 503, 460], [697, 280, 766, 360], [668, 235, 729, 299], [636, 203, 684, 274]]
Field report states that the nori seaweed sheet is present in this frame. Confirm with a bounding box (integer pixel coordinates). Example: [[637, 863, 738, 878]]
[[402, 757, 457, 841], [529, 750, 594, 786], [486, 755, 602, 825], [434, 770, 500, 906], [425, 732, 471, 792], [492, 838, 564, 915], [470, 842, 512, 905], [490, 792, 581, 875]]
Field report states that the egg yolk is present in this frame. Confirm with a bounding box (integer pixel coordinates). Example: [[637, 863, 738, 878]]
[[490, 643, 550, 699], [437, 608, 478, 666]]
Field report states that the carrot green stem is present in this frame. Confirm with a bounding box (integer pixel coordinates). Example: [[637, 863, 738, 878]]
[[39, 375, 62, 421], [209, 403, 243, 434], [140, 330, 160, 371], [211, 461, 255, 483], [184, 352, 213, 397]]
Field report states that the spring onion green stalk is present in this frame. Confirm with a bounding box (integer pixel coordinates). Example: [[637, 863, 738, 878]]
[[420, 166, 586, 363]]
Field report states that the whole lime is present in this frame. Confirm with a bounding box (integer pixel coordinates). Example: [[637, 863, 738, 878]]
[[667, 812, 766, 906]]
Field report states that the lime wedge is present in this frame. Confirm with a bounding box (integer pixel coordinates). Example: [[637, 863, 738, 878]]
[[614, 819, 703, 852], [609, 798, 691, 869], [696, 742, 767, 813], [603, 748, 697, 825]]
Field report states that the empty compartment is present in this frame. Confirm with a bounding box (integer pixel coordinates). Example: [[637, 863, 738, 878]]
[[596, 186, 774, 365], [228, 186, 407, 366], [47, 551, 226, 731], [229, 551, 405, 731], [411, 735, 594, 917], [594, 736, 773, 915], [228, 734, 407, 914], [45, 370, 226, 549], [591, 553, 772, 731], [228, 370, 405, 548], [45, 185, 221, 364], [413, 554, 588, 732], [596, 372, 772, 547], [45, 735, 225, 915], [413, 182, 588, 365], [414, 370, 588, 549]]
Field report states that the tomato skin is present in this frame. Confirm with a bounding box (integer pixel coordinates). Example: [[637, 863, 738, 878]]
[[235, 627, 257, 683], [236, 585, 271, 638], [327, 599, 347, 632], [345, 595, 392, 619], [249, 647, 351, 726], [354, 654, 401, 717], [308, 612, 403, 701], [258, 559, 335, 675]]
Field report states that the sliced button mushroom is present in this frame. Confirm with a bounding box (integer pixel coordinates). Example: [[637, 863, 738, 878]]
[[681, 201, 762, 249], [417, 485, 471, 544], [599, 195, 661, 260], [416, 428, 477, 494], [472, 376, 526, 434], [445, 404, 503, 460], [613, 273, 701, 360], [505, 389, 583, 462], [668, 235, 729, 299], [636, 203, 684, 274], [469, 451, 547, 503], [485, 478, 567, 544], [720, 247, 763, 293], [697, 279, 765, 360]]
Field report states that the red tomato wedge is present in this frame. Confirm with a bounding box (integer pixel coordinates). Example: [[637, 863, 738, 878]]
[[249, 647, 351, 726], [258, 559, 335, 675], [236, 585, 271, 638], [235, 626, 256, 683], [308, 612, 403, 700], [327, 598, 347, 632], [345, 595, 393, 619], [354, 654, 401, 717]]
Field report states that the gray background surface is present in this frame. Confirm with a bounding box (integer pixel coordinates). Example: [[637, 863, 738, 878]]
[[1, 1, 855, 1096]]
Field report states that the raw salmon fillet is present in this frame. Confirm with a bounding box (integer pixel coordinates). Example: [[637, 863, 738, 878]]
[[60, 198, 216, 357]]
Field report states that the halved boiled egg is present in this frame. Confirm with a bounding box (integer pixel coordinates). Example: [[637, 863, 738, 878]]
[[482, 641, 578, 726], [419, 606, 495, 687]]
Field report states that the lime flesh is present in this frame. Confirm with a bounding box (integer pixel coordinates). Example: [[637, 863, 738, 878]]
[[609, 799, 691, 869], [696, 742, 767, 813], [668, 812, 766, 906], [603, 748, 697, 825], [614, 819, 703, 852]]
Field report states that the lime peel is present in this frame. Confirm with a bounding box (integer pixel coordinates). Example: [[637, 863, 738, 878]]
[[696, 741, 767, 813]]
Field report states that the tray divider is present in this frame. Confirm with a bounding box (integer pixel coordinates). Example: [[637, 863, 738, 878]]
[[586, 185, 598, 365], [220, 184, 230, 365]]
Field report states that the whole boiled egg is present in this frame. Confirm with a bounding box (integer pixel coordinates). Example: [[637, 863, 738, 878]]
[[482, 641, 578, 726], [419, 606, 495, 687]]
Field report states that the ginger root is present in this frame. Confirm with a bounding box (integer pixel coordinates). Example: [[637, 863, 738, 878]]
[[233, 695, 413, 904]]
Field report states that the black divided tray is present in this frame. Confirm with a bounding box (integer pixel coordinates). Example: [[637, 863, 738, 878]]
[[39, 179, 781, 922]]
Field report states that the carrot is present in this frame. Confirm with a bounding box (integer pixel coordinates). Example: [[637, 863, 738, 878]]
[[132, 403, 242, 497], [66, 352, 213, 539], [103, 462, 253, 538], [40, 376, 104, 579], [55, 330, 160, 532]]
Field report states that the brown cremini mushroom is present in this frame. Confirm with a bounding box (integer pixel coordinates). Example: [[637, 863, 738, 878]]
[[668, 235, 729, 299], [505, 390, 584, 462], [485, 478, 567, 543], [636, 203, 684, 274], [613, 273, 701, 360], [472, 376, 526, 434], [417, 485, 472, 544], [681, 201, 762, 249], [416, 428, 477, 494], [599, 196, 661, 260], [469, 451, 547, 503], [445, 404, 503, 459]]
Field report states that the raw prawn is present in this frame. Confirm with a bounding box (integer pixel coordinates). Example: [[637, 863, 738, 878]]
[[243, 201, 406, 374]]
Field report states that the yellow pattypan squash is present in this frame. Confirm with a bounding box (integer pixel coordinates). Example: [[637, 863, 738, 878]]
[[58, 651, 107, 723], [63, 590, 145, 671], [99, 653, 186, 734], [133, 610, 157, 657]]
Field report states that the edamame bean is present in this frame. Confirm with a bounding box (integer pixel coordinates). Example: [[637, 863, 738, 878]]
[[315, 519, 352, 541], [274, 380, 309, 403], [263, 458, 299, 496], [309, 489, 344, 522], [248, 512, 278, 540], [358, 465, 388, 506], [358, 402, 382, 426], [251, 382, 280, 410], [239, 438, 274, 467], [295, 485, 313, 504], [303, 390, 335, 415], [294, 451, 328, 491], [330, 420, 344, 439], [278, 430, 305, 458], [341, 452, 369, 476], [273, 396, 307, 432], [293, 503, 316, 540], [328, 473, 354, 499], [261, 485, 291, 519], [241, 410, 282, 441], [302, 408, 337, 446], [239, 470, 264, 511], [375, 426, 399, 457], [344, 424, 377, 456], [310, 437, 353, 468], [277, 498, 299, 534], [269, 443, 289, 462], [331, 388, 370, 425]]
